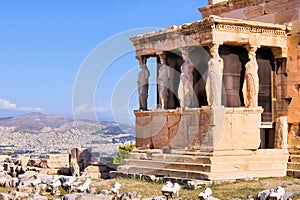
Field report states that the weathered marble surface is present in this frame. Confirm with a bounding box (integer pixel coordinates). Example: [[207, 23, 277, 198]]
[[178, 60, 196, 108], [137, 58, 150, 111], [206, 44, 224, 106], [243, 46, 259, 108], [158, 65, 171, 110]]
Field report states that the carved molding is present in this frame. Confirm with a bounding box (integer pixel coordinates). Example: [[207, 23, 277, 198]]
[[131, 16, 289, 58], [215, 24, 286, 36]]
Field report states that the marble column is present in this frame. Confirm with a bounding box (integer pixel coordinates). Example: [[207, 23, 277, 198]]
[[205, 43, 224, 107], [157, 52, 170, 110], [242, 45, 259, 108], [137, 56, 150, 111], [178, 47, 196, 108]]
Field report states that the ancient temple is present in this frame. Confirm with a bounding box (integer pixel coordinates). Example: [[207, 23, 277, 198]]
[[117, 0, 300, 181]]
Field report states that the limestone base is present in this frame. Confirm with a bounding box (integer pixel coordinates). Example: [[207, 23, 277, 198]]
[[117, 149, 289, 181]]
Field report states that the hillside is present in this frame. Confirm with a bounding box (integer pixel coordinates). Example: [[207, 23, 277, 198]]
[[0, 113, 135, 156]]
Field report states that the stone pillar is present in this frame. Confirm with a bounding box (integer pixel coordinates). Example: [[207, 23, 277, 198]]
[[206, 43, 224, 107], [274, 116, 288, 149], [242, 45, 259, 108], [274, 57, 288, 118], [178, 47, 197, 108], [137, 56, 150, 111], [71, 148, 92, 171], [157, 52, 171, 110]]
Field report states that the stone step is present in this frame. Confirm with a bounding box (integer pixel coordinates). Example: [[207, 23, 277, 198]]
[[118, 165, 287, 181], [123, 159, 211, 172], [287, 169, 300, 178], [287, 162, 300, 170], [150, 153, 288, 165], [117, 165, 210, 180], [123, 159, 287, 173], [289, 155, 300, 162], [288, 148, 300, 155], [151, 154, 212, 164]]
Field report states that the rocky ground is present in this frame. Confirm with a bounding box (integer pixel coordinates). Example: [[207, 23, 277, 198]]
[[1, 171, 300, 199]]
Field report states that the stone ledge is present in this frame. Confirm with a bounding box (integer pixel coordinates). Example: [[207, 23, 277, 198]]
[[118, 149, 288, 181]]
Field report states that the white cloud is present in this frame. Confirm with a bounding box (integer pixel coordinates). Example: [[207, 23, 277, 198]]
[[0, 98, 42, 112], [0, 99, 17, 109], [73, 103, 107, 114]]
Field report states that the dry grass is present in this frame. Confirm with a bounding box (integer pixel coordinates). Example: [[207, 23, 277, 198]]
[[0, 187, 15, 194], [90, 176, 300, 199], [1, 177, 300, 199]]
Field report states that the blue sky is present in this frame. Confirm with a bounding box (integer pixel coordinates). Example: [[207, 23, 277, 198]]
[[0, 0, 205, 122]]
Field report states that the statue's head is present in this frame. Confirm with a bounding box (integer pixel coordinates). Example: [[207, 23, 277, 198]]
[[209, 43, 219, 58], [181, 60, 194, 73], [246, 46, 257, 60]]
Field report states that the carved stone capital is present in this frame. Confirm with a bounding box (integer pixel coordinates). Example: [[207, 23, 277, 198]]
[[208, 42, 222, 58], [136, 56, 147, 68], [244, 44, 259, 57], [180, 47, 193, 62], [157, 52, 167, 65]]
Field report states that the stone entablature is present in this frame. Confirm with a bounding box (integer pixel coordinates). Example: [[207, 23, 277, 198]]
[[130, 15, 290, 58]]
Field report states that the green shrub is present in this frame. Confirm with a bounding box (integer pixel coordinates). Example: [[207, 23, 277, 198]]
[[113, 144, 135, 164]]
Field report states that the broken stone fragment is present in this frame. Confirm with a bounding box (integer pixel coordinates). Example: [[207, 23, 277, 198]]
[[111, 181, 121, 195], [199, 187, 213, 200], [77, 178, 92, 193], [161, 181, 180, 198], [269, 186, 285, 200]]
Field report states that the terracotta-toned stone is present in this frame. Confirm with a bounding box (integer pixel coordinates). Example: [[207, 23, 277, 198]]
[[287, 0, 300, 10], [41, 154, 69, 169], [221, 9, 246, 19], [275, 9, 299, 24], [151, 126, 169, 149], [287, 109, 300, 123], [249, 13, 276, 23], [169, 122, 189, 149], [264, 0, 287, 14], [244, 5, 265, 19], [84, 165, 100, 173], [286, 58, 299, 73]]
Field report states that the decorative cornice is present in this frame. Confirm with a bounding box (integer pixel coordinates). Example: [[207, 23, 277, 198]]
[[130, 15, 289, 47]]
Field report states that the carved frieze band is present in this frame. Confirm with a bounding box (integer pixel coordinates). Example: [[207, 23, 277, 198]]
[[214, 24, 286, 36]]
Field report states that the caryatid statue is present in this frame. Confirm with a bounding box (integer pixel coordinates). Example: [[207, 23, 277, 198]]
[[242, 46, 259, 107], [205, 43, 224, 106], [158, 53, 171, 110], [137, 56, 150, 110], [178, 54, 195, 108]]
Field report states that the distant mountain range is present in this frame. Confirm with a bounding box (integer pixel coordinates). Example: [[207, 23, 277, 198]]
[[0, 113, 135, 156]]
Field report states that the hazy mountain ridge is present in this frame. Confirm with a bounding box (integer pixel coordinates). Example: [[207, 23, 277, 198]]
[[0, 113, 135, 156]]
